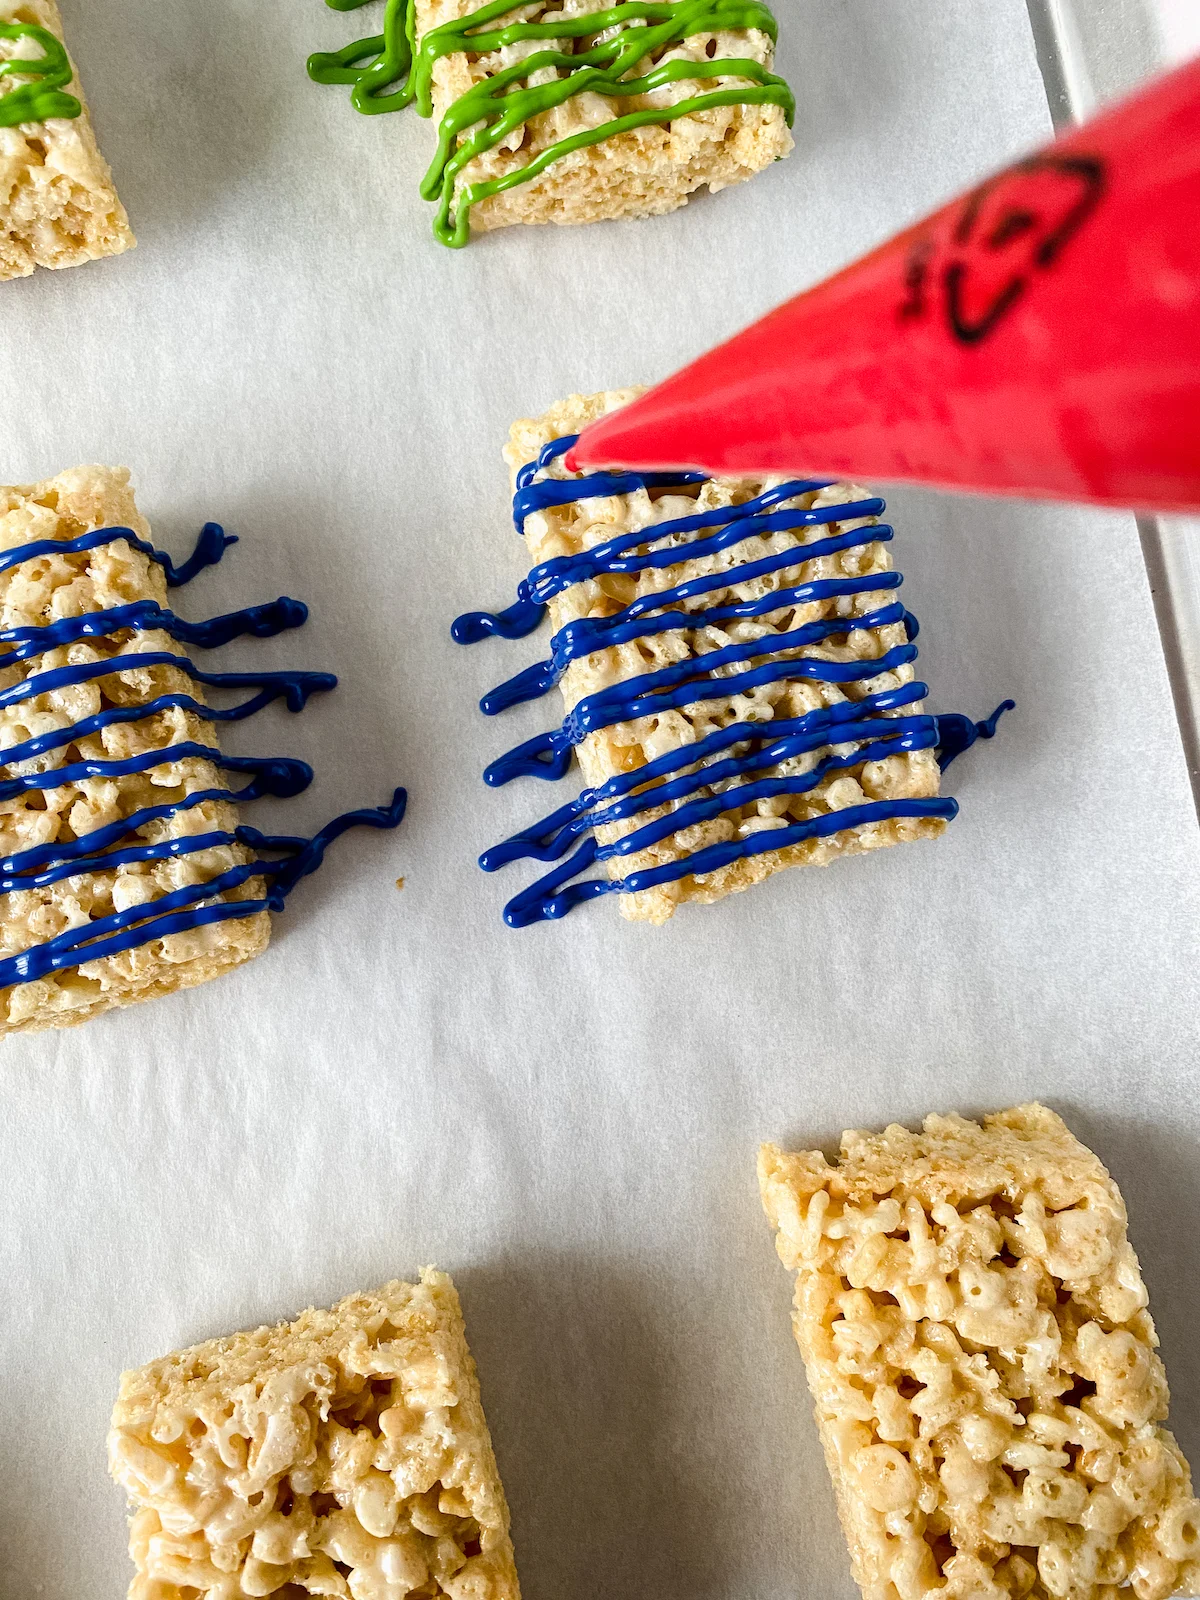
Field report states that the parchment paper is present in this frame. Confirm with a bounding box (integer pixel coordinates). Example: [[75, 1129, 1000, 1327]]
[[1, 3, 1199, 1596]]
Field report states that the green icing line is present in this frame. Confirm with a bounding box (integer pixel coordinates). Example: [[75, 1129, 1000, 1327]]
[[0, 22, 81, 128], [309, 0, 794, 247]]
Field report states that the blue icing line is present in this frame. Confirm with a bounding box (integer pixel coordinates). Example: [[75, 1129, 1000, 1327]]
[[0, 524, 405, 991], [481, 596, 909, 715], [0, 743, 309, 809], [501, 797, 960, 928], [0, 684, 324, 773], [479, 695, 1010, 907], [450, 583, 546, 645], [513, 467, 705, 534], [532, 735, 942, 870], [0, 875, 275, 988], [0, 522, 236, 586], [0, 596, 307, 663], [480, 687, 928, 865], [514, 434, 575, 489], [481, 703, 938, 871], [521, 483, 873, 601], [0, 650, 336, 717], [545, 569, 902, 670], [235, 789, 408, 897], [6, 794, 262, 880], [2, 825, 258, 896], [483, 639, 920, 787], [0, 789, 408, 990], [450, 475, 867, 645], [453, 449, 1013, 926], [0, 750, 315, 887], [511, 433, 704, 530]]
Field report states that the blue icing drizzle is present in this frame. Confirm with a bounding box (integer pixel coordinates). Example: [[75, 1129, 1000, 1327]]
[[481, 599, 910, 716], [0, 682, 326, 772], [0, 521, 236, 586], [0, 757, 312, 881], [0, 596, 308, 663], [932, 698, 1016, 768], [449, 461, 854, 646], [0, 522, 405, 992], [511, 434, 705, 526], [453, 440, 1011, 926], [0, 650, 337, 717], [512, 465, 705, 534], [480, 694, 935, 872], [0, 743, 310, 812], [0, 791, 408, 990]]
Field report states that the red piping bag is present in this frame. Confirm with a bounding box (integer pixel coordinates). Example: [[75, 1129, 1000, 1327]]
[[567, 56, 1200, 512]]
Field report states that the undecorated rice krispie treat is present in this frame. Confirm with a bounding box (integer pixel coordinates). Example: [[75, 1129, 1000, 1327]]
[[759, 1103, 1200, 1600], [0, 0, 134, 279], [454, 388, 1007, 926], [309, 0, 794, 246], [109, 1269, 521, 1600], [0, 466, 405, 1035]]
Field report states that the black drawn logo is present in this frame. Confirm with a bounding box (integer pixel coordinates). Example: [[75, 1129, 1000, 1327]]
[[898, 153, 1107, 344]]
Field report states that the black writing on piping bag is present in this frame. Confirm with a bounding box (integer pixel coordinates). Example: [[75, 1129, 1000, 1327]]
[[898, 154, 1106, 343]]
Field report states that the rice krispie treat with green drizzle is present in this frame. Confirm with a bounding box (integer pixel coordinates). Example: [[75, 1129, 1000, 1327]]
[[309, 0, 794, 246], [0, 0, 133, 279]]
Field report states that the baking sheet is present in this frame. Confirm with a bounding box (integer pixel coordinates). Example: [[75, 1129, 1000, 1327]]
[[2, 2, 1200, 1596]]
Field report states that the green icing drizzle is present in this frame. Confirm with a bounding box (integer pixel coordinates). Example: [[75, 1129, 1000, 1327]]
[[309, 0, 794, 247], [0, 23, 81, 128]]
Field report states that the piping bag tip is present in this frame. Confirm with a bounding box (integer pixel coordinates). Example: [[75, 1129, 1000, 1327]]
[[566, 55, 1200, 512]]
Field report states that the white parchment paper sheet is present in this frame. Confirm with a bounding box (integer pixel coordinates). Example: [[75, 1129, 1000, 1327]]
[[1, 2, 1199, 1596]]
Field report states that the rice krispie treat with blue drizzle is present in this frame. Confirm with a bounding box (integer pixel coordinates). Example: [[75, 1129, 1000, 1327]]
[[454, 389, 1010, 926], [0, 0, 133, 279], [0, 465, 404, 1034]]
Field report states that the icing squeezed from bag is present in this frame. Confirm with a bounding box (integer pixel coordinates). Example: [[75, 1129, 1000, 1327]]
[[453, 435, 1011, 925], [308, 0, 794, 246], [0, 523, 405, 991], [0, 22, 81, 127]]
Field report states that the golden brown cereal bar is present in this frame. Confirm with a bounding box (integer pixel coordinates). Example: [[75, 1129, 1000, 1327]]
[[759, 1103, 1200, 1600], [109, 1269, 521, 1600], [0, 0, 134, 280]]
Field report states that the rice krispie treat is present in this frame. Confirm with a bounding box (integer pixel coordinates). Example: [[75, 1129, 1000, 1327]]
[[759, 1103, 1200, 1600], [309, 0, 794, 246], [453, 388, 1009, 926], [109, 1269, 521, 1600], [0, 466, 404, 1035], [0, 0, 134, 280]]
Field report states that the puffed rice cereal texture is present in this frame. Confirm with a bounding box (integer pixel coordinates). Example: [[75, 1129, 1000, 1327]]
[[759, 1103, 1200, 1600], [109, 1270, 521, 1600], [415, 0, 793, 235], [0, 0, 134, 280], [503, 389, 946, 924], [0, 465, 268, 1037]]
